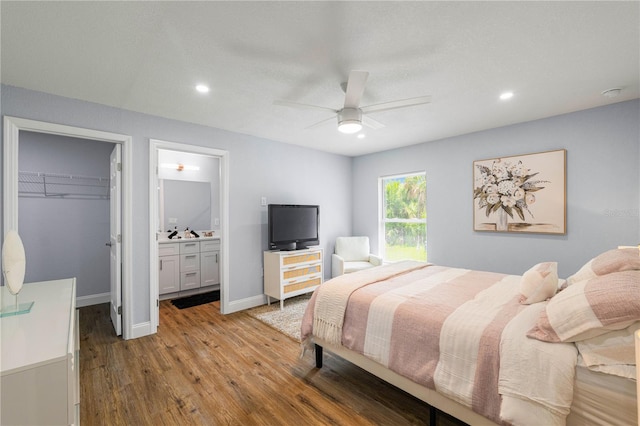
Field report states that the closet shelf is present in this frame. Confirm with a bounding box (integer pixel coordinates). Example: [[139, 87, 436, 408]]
[[18, 171, 110, 199]]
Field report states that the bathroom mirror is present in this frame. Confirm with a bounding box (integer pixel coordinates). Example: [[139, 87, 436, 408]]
[[161, 179, 211, 231]]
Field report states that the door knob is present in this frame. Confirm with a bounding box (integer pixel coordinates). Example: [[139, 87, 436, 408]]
[[106, 242, 112, 247]]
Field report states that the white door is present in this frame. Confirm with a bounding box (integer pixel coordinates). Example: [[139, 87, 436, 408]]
[[110, 144, 122, 336]]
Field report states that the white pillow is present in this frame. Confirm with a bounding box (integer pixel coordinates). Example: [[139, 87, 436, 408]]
[[519, 262, 558, 304]]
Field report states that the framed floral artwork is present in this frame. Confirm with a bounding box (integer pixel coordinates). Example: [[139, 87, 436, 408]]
[[473, 149, 566, 234]]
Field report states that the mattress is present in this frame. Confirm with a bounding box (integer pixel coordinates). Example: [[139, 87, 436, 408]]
[[567, 366, 637, 426]]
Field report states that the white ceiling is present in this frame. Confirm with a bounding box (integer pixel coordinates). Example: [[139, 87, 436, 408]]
[[1, 1, 638, 157]]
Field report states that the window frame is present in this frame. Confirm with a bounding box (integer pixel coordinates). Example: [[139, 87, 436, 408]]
[[378, 171, 427, 261]]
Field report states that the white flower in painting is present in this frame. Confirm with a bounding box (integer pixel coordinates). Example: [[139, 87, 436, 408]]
[[501, 195, 517, 207], [508, 161, 527, 177], [526, 193, 536, 205], [497, 180, 516, 195], [483, 174, 496, 185], [513, 188, 525, 200], [485, 184, 499, 194], [487, 194, 500, 204], [492, 163, 508, 180]]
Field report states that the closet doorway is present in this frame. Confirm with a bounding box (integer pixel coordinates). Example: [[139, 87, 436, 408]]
[[149, 139, 230, 332], [3, 117, 133, 339]]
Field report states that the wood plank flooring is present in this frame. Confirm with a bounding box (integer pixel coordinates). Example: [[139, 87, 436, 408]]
[[80, 300, 466, 426]]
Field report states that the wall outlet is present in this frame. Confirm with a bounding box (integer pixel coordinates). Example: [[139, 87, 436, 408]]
[[261, 196, 267, 206], [169, 217, 177, 224], [214, 218, 220, 226]]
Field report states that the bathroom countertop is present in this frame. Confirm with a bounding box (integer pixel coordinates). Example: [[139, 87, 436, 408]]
[[158, 232, 220, 243]]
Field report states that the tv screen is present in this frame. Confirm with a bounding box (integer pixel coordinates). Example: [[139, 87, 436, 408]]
[[268, 204, 319, 250]]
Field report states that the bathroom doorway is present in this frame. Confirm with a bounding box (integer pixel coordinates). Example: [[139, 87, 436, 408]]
[[149, 139, 230, 331]]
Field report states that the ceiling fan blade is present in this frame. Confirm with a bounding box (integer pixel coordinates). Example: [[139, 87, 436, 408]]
[[273, 99, 337, 113], [305, 116, 336, 130], [362, 115, 385, 130], [343, 70, 369, 108], [361, 95, 431, 114]]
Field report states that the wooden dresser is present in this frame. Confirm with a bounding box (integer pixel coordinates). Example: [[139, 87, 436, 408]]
[[1, 278, 79, 425]]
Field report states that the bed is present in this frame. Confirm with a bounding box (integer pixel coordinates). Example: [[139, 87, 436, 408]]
[[301, 248, 640, 425]]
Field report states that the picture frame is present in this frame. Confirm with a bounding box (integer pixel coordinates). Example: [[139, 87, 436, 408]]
[[473, 149, 566, 234]]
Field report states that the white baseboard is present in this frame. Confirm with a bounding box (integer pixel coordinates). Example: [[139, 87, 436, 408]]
[[76, 292, 110, 308], [226, 294, 267, 313]]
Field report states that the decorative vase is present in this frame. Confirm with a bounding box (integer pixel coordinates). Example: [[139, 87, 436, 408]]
[[496, 209, 508, 231]]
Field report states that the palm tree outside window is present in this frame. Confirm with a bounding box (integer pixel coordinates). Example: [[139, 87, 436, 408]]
[[379, 172, 427, 262]]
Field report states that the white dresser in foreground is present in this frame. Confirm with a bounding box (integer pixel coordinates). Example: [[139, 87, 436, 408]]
[[1, 278, 79, 426]]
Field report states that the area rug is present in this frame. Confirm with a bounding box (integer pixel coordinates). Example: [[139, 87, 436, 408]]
[[246, 294, 312, 341], [171, 290, 220, 309]]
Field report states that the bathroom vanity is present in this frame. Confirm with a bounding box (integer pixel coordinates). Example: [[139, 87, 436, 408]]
[[158, 235, 220, 299]]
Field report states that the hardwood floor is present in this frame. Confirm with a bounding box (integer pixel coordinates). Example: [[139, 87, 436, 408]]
[[80, 300, 466, 426]]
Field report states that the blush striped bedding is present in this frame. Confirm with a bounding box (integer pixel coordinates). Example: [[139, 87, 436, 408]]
[[301, 261, 579, 426]]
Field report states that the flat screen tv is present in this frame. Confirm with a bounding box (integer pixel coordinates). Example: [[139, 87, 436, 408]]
[[268, 204, 319, 251]]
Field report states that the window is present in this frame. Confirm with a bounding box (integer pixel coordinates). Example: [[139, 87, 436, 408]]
[[379, 172, 427, 262]]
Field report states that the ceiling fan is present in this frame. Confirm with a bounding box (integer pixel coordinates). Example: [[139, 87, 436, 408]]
[[274, 70, 431, 134]]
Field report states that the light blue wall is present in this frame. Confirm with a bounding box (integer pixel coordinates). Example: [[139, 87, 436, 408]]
[[352, 100, 640, 278], [1, 84, 353, 325], [18, 131, 113, 297]]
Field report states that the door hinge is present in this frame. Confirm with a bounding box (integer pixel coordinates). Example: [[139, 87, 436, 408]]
[[117, 306, 122, 315], [117, 162, 122, 172], [156, 299, 159, 307], [117, 234, 121, 243]]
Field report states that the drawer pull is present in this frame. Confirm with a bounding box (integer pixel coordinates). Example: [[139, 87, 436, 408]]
[[186, 272, 197, 276], [186, 255, 197, 259], [185, 243, 196, 247], [160, 259, 163, 271]]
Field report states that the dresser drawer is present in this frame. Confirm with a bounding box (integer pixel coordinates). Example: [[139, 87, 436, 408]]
[[284, 277, 322, 294], [180, 241, 200, 254], [282, 264, 322, 280], [281, 251, 321, 266]]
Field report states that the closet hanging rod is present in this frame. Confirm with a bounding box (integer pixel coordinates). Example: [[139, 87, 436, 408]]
[[18, 170, 110, 199]]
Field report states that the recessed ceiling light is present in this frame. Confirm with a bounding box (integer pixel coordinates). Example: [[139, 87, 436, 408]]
[[195, 84, 210, 94], [499, 91, 514, 100], [357, 134, 366, 139]]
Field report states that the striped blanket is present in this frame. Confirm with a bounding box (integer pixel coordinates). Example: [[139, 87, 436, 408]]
[[301, 262, 578, 425]]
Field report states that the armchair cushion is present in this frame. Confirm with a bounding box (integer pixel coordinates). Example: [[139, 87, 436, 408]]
[[332, 236, 382, 277], [335, 236, 371, 261]]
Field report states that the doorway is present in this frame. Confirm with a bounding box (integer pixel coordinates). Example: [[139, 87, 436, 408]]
[[3, 116, 133, 338], [149, 139, 230, 332]]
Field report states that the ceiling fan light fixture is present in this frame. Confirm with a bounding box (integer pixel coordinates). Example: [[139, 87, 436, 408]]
[[338, 121, 362, 134], [338, 108, 363, 134]]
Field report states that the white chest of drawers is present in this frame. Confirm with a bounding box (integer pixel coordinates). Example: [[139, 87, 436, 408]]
[[1, 278, 79, 425], [264, 248, 323, 309]]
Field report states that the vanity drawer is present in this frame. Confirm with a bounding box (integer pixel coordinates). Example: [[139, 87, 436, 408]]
[[180, 241, 200, 254], [159, 243, 180, 256], [180, 253, 200, 272], [180, 271, 200, 291], [201, 240, 220, 252]]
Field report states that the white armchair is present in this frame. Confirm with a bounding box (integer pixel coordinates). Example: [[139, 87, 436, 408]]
[[331, 236, 383, 278]]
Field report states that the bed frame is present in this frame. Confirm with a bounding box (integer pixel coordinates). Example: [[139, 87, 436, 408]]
[[313, 340, 498, 426], [314, 340, 638, 426]]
